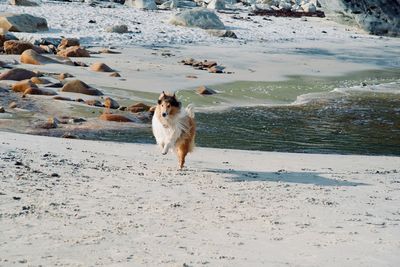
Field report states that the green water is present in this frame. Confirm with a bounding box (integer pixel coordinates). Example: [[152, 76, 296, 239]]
[[80, 69, 400, 156], [3, 69, 400, 155]]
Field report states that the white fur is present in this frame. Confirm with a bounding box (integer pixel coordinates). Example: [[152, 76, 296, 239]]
[[152, 106, 194, 155]]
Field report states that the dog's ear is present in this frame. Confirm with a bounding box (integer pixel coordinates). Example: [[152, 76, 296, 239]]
[[159, 91, 166, 100], [157, 99, 162, 105]]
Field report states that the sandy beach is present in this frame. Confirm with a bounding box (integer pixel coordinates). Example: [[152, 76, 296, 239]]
[[1, 131, 400, 266], [1, 0, 400, 266]]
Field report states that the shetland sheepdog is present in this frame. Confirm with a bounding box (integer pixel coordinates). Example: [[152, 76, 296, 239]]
[[152, 92, 196, 169]]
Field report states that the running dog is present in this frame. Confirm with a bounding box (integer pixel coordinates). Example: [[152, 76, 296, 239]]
[[152, 92, 196, 169]]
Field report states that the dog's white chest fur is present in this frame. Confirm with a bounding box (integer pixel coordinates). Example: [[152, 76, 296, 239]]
[[152, 115, 182, 151]]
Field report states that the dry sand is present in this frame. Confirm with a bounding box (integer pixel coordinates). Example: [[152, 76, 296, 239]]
[[1, 132, 399, 266]]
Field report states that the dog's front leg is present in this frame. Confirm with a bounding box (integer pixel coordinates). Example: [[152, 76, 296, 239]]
[[162, 143, 171, 155], [161, 129, 180, 155]]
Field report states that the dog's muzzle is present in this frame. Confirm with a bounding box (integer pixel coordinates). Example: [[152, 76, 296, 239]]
[[162, 112, 167, 117]]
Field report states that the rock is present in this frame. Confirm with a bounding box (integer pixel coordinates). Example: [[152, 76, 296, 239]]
[[73, 61, 88, 67], [0, 68, 37, 81], [109, 72, 121, 77], [3, 40, 34, 54], [207, 0, 225, 10], [127, 102, 151, 113], [20, 49, 60, 65], [53, 96, 73, 101], [0, 32, 18, 46], [10, 0, 38, 6], [38, 117, 59, 129], [0, 13, 48, 33], [208, 65, 224, 73], [196, 85, 216, 95], [45, 82, 63, 88], [278, 1, 292, 11], [90, 62, 114, 72], [23, 87, 57, 96], [9, 101, 17, 108], [57, 38, 80, 50], [62, 133, 78, 139], [327, 0, 400, 36], [58, 73, 74, 80], [34, 37, 62, 47], [169, 8, 225, 30], [125, 0, 157, 9], [202, 60, 217, 68], [61, 80, 103, 95], [207, 29, 237, 38], [8, 0, 38, 6], [12, 79, 38, 93], [39, 44, 56, 54], [0, 107, 5, 113], [57, 46, 90, 57], [302, 2, 316, 13], [99, 48, 121, 54], [85, 99, 103, 107], [30, 77, 51, 85], [99, 113, 134, 122], [104, 97, 120, 109], [106, 24, 128, 33]]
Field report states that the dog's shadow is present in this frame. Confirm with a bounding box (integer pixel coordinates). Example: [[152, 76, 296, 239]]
[[205, 169, 367, 187]]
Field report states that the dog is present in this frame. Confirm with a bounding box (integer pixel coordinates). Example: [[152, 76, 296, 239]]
[[152, 91, 196, 169]]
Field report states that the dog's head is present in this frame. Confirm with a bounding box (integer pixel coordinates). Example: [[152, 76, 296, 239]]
[[157, 91, 181, 118]]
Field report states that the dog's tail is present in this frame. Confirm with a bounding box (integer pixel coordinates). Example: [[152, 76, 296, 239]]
[[185, 104, 195, 118]]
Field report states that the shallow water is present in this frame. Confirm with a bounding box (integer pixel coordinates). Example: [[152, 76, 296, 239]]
[[2, 69, 400, 156], [75, 71, 400, 156]]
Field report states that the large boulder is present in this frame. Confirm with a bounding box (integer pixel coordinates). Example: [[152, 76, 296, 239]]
[[125, 0, 157, 9], [319, 0, 400, 36], [169, 8, 225, 30], [3, 40, 34, 54], [61, 80, 103, 95], [0, 68, 37, 81], [0, 13, 48, 33], [9, 0, 39, 6]]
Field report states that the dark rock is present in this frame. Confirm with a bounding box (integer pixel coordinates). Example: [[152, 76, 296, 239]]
[[196, 85, 216, 95], [127, 102, 151, 113], [0, 68, 37, 81], [85, 99, 103, 107], [104, 97, 120, 109]]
